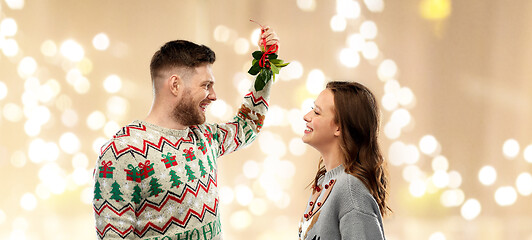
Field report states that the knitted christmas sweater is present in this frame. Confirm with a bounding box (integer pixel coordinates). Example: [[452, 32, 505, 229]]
[[298, 165, 386, 240], [93, 83, 271, 240]]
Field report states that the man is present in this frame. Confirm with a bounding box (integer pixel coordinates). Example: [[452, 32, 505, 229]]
[[93, 27, 279, 240]]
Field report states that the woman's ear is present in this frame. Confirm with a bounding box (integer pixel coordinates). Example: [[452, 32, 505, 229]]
[[334, 126, 341, 137]]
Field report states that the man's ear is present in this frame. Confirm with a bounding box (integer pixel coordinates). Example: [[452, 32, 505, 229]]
[[169, 74, 181, 96]]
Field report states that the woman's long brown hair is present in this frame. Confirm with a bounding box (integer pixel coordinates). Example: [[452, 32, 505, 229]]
[[311, 81, 391, 216]]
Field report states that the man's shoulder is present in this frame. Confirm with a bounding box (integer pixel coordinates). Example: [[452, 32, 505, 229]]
[[98, 120, 149, 156]]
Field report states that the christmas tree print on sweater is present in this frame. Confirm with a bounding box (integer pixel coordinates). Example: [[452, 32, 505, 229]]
[[148, 177, 163, 197], [93, 81, 272, 239], [110, 181, 124, 202], [94, 181, 103, 201], [169, 169, 183, 188], [185, 164, 197, 182], [131, 185, 142, 204]]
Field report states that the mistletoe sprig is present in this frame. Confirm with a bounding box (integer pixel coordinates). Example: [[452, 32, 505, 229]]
[[247, 20, 290, 91]]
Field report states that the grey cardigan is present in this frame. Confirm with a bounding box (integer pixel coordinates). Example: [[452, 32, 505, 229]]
[[298, 165, 386, 240]]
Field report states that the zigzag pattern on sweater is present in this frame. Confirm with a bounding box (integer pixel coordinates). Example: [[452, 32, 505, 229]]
[[113, 122, 146, 138], [94, 174, 217, 216], [96, 199, 218, 239], [95, 175, 218, 238], [244, 92, 269, 108], [100, 133, 195, 159], [217, 122, 242, 156]]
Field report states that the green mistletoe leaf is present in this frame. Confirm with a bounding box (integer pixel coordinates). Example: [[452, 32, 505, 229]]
[[248, 61, 261, 75], [255, 70, 266, 91], [268, 53, 278, 60], [275, 62, 290, 68], [270, 59, 283, 65], [265, 68, 273, 81], [252, 51, 263, 60], [270, 62, 280, 75]]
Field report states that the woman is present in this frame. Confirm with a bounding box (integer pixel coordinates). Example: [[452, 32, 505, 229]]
[[298, 81, 390, 240]]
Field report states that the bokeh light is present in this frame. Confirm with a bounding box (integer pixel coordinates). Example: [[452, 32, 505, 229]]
[[0, 18, 17, 37], [502, 138, 520, 159], [103, 121, 120, 138], [235, 185, 254, 206], [419, 135, 438, 155], [234, 38, 250, 55], [92, 33, 110, 51], [361, 41, 379, 59], [461, 199, 481, 220], [213, 25, 231, 43], [431, 170, 449, 188], [420, 0, 451, 20], [10, 150, 27, 168], [209, 99, 228, 119], [0, 81, 7, 100], [278, 60, 303, 81], [106, 96, 129, 118], [346, 33, 365, 51], [409, 179, 427, 197], [219, 186, 234, 205], [59, 132, 81, 154], [4, 103, 24, 122], [523, 144, 532, 163], [377, 59, 399, 81], [364, 0, 385, 12], [2, 38, 19, 56], [339, 48, 360, 68], [297, 0, 317, 11], [515, 172, 532, 196], [478, 165, 497, 186], [429, 232, 446, 240], [336, 0, 361, 19], [360, 20, 378, 39], [20, 193, 37, 211], [41, 40, 57, 57], [249, 198, 268, 216], [17, 57, 38, 78], [431, 155, 449, 171], [494, 186, 517, 206], [242, 160, 260, 179], [5, 0, 25, 9], [447, 170, 462, 188], [288, 138, 306, 156], [60, 39, 85, 62], [306, 69, 326, 94], [103, 74, 122, 93], [72, 153, 89, 169], [61, 108, 79, 127], [86, 111, 106, 130], [330, 15, 347, 32], [230, 210, 252, 230], [250, 28, 261, 46], [440, 189, 464, 207]]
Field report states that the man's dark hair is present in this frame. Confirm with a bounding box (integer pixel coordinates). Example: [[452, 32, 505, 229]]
[[150, 40, 216, 81]]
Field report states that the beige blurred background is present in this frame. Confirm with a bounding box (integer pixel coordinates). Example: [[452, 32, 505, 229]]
[[1, 0, 531, 239]]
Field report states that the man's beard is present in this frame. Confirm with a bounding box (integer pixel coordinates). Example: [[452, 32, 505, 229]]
[[172, 91, 206, 126]]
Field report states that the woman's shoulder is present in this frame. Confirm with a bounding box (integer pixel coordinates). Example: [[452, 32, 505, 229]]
[[332, 171, 381, 217]]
